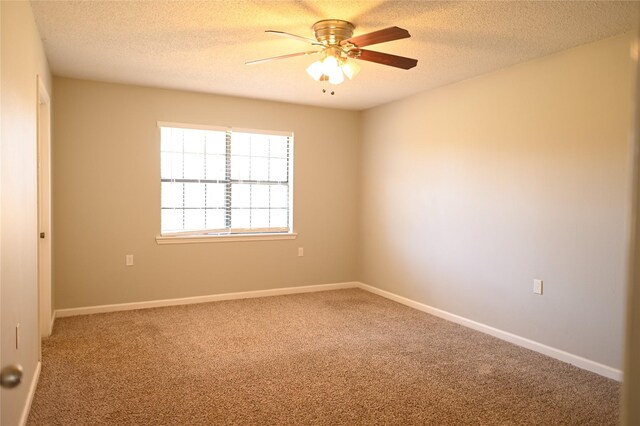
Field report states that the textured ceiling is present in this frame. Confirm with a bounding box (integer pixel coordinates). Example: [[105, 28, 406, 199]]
[[31, 1, 638, 111]]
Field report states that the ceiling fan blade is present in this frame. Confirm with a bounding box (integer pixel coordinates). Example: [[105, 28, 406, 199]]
[[341, 26, 410, 48], [245, 51, 320, 66], [355, 49, 418, 70], [265, 30, 323, 46]]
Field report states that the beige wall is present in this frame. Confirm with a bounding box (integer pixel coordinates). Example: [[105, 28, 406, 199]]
[[1, 1, 51, 424], [52, 78, 360, 309], [359, 33, 634, 370]]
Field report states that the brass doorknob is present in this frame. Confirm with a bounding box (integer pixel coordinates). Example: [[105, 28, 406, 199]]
[[0, 364, 23, 388]]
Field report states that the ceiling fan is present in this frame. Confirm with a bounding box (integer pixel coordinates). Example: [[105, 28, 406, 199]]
[[246, 19, 418, 85]]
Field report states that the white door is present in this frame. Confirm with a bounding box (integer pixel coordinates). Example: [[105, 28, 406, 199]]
[[622, 25, 640, 426]]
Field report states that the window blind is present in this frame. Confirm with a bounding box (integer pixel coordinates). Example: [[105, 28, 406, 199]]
[[160, 125, 292, 235]]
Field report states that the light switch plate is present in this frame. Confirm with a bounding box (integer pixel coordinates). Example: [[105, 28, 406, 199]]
[[533, 279, 543, 295]]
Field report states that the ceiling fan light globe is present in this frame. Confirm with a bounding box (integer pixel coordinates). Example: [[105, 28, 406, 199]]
[[322, 55, 339, 74], [342, 61, 360, 80], [306, 61, 325, 81], [328, 68, 345, 85]]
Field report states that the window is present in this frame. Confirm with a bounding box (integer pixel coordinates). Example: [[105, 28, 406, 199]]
[[159, 123, 293, 238]]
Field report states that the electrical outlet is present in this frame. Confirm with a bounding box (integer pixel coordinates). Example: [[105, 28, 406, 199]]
[[298, 247, 304, 257], [533, 279, 543, 295], [125, 255, 134, 266]]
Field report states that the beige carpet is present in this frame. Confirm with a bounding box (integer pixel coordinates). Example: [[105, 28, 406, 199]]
[[28, 288, 619, 425]]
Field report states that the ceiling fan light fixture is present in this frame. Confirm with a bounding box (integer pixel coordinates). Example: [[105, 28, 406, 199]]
[[321, 55, 339, 74], [307, 52, 348, 85], [328, 67, 345, 85], [341, 60, 360, 80], [306, 60, 325, 81]]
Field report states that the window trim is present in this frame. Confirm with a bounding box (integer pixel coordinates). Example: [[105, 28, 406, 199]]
[[155, 232, 297, 245], [157, 121, 295, 242]]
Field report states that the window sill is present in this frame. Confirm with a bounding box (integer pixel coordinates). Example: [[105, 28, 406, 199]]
[[156, 232, 297, 245]]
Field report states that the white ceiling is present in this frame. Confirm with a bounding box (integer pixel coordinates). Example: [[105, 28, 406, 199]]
[[31, 1, 637, 111]]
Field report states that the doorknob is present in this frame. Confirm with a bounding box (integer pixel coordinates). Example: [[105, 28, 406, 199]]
[[0, 364, 23, 388]]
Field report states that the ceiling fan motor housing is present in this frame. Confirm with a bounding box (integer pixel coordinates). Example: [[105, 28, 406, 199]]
[[312, 19, 355, 46]]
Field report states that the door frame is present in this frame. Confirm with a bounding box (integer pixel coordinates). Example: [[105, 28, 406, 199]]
[[37, 75, 52, 345]]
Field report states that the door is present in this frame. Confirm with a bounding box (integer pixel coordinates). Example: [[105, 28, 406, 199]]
[[622, 21, 640, 426]]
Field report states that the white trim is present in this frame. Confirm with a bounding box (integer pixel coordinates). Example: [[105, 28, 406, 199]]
[[231, 127, 293, 138], [156, 122, 294, 138], [50, 310, 56, 335], [37, 76, 50, 105], [19, 362, 41, 426], [161, 227, 290, 237], [356, 282, 623, 381], [55, 282, 358, 318], [37, 74, 53, 339], [156, 232, 297, 245], [157, 121, 228, 132]]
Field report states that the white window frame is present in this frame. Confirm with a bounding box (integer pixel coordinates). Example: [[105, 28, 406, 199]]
[[155, 121, 296, 244]]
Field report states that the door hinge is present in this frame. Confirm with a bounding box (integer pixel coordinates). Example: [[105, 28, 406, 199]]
[[40, 232, 45, 239]]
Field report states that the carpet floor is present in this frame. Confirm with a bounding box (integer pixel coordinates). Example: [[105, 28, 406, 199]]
[[28, 288, 619, 425]]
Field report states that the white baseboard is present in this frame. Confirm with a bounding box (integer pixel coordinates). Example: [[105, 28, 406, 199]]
[[19, 361, 41, 426], [52, 280, 621, 381], [356, 282, 622, 381], [55, 282, 359, 318]]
